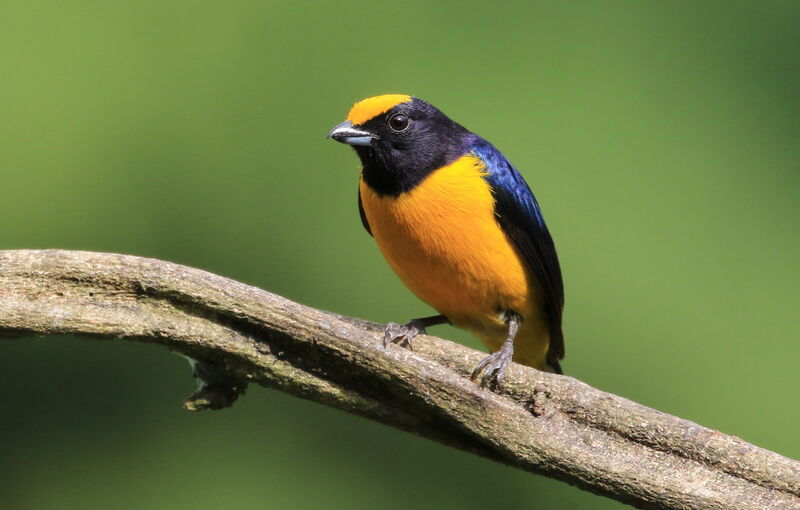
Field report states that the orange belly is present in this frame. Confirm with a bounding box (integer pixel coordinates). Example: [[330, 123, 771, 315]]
[[359, 153, 551, 368]]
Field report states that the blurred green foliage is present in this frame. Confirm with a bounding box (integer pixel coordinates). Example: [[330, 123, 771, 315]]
[[1, 2, 798, 509]]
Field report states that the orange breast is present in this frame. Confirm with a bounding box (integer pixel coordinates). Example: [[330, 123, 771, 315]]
[[358, 154, 544, 353]]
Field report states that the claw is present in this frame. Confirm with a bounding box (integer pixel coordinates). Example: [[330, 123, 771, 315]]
[[471, 344, 513, 388], [383, 320, 425, 350], [470, 312, 521, 388], [382, 315, 449, 352]]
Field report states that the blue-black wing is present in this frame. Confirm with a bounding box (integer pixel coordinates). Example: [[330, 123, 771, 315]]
[[358, 188, 372, 236], [471, 139, 565, 371]]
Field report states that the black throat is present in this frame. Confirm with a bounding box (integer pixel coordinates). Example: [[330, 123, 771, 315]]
[[356, 131, 476, 197]]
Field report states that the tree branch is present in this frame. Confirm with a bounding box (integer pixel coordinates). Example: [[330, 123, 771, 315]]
[[0, 249, 797, 509]]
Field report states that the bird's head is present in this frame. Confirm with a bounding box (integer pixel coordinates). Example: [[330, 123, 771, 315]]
[[328, 94, 473, 195]]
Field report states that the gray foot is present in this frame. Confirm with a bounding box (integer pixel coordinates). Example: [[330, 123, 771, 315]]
[[383, 319, 428, 349], [470, 312, 521, 388], [471, 342, 514, 387], [382, 315, 449, 349]]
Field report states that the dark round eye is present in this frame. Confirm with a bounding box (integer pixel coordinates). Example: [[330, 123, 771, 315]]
[[388, 113, 410, 132]]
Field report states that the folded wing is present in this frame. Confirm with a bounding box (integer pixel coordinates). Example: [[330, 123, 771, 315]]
[[471, 140, 565, 372]]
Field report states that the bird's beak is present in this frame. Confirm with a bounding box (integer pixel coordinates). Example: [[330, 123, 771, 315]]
[[327, 120, 376, 146]]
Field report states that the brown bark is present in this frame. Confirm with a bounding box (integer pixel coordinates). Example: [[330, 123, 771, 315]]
[[0, 249, 797, 509]]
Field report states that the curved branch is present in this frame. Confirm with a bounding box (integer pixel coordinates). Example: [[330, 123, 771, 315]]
[[0, 250, 797, 510]]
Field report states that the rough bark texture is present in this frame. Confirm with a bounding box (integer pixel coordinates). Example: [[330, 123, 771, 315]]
[[0, 249, 797, 509]]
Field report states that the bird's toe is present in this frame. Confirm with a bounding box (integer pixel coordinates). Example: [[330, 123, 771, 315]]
[[472, 348, 513, 388], [383, 321, 420, 349]]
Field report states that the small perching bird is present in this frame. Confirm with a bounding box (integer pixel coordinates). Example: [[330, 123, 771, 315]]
[[329, 94, 564, 385]]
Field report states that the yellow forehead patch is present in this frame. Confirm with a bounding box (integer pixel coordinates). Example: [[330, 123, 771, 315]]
[[347, 94, 412, 125]]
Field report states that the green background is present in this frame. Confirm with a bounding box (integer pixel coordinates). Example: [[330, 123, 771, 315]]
[[2, 2, 798, 508]]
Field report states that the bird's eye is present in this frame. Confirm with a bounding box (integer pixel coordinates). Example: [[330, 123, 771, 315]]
[[388, 113, 410, 132]]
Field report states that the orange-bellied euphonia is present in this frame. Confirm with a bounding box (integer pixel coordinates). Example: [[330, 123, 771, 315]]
[[328, 94, 564, 385]]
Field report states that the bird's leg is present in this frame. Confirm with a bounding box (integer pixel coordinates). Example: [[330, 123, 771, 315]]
[[471, 312, 521, 388], [383, 314, 450, 350]]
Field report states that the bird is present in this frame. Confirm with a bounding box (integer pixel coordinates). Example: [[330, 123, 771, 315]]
[[328, 94, 564, 386]]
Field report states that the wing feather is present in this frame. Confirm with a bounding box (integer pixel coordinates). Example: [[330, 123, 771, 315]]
[[358, 186, 373, 236], [471, 140, 565, 371]]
